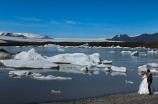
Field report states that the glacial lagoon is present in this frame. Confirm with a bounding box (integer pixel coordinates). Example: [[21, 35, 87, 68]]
[[1, 46, 158, 104]]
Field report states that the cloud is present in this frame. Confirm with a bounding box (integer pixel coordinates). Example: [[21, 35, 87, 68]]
[[15, 16, 41, 21], [0, 21, 47, 27], [65, 20, 76, 24], [50, 20, 61, 24]]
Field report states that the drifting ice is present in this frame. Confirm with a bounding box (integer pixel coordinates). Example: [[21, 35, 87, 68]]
[[101, 60, 112, 64], [9, 71, 72, 80], [51, 90, 61, 94], [0, 60, 59, 69], [111, 66, 126, 72], [125, 80, 133, 84], [46, 53, 100, 64], [131, 51, 139, 56], [14, 48, 45, 60]]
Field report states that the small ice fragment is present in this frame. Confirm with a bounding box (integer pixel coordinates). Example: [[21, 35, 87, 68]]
[[125, 80, 133, 84], [51, 90, 61, 94]]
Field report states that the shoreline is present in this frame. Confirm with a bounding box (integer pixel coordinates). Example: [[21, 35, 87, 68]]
[[37, 92, 158, 104], [0, 41, 158, 48]]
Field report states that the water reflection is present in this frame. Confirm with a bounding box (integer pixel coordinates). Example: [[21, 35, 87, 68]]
[[111, 72, 126, 76]]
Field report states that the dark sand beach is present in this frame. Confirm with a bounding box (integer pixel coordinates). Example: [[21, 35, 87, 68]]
[[38, 92, 158, 104]]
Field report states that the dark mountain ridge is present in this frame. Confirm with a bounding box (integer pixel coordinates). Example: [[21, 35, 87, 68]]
[[107, 33, 158, 42]]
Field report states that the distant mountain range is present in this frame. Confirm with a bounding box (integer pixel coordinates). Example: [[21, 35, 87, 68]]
[[107, 33, 158, 42], [0, 31, 53, 39]]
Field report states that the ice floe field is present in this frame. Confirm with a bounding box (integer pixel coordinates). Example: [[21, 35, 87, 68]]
[[1, 45, 158, 104]]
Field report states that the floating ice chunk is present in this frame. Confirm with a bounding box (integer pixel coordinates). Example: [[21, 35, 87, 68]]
[[0, 60, 59, 69], [147, 63, 158, 68], [138, 65, 157, 73], [71, 60, 91, 66], [46, 53, 89, 64], [8, 71, 72, 80], [57, 46, 65, 52], [96, 64, 107, 68], [101, 60, 112, 64], [9, 71, 30, 76], [148, 50, 157, 53], [102, 67, 110, 71], [51, 90, 61, 94], [111, 72, 126, 76], [125, 80, 133, 84], [121, 51, 131, 53], [31, 72, 42, 77], [131, 51, 139, 56], [138, 65, 148, 72], [111, 66, 126, 72], [80, 67, 87, 71], [14, 48, 45, 60], [88, 53, 100, 63], [33, 75, 72, 80]]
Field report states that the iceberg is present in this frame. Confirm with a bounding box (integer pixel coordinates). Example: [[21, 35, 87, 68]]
[[9, 71, 72, 80], [148, 50, 157, 53], [88, 53, 100, 63], [96, 64, 108, 68], [138, 65, 157, 73], [71, 60, 92, 66], [147, 63, 158, 68], [131, 51, 139, 56], [52, 90, 61, 94], [33, 75, 72, 80], [14, 48, 45, 60], [9, 71, 30, 76], [46, 53, 100, 64], [125, 80, 133, 84], [121, 51, 132, 53], [111, 66, 126, 72], [0, 60, 59, 69], [101, 60, 112, 64], [102, 67, 110, 71]]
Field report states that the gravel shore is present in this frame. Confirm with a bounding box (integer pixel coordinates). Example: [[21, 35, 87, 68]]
[[38, 92, 158, 104]]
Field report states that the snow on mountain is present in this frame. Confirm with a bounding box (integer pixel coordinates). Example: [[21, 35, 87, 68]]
[[0, 31, 52, 39]]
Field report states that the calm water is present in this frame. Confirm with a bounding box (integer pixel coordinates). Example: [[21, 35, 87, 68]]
[[1, 46, 158, 104]]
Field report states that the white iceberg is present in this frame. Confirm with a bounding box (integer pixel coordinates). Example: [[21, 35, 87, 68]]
[[96, 64, 108, 68], [121, 51, 131, 53], [9, 71, 72, 80], [52, 90, 61, 94], [111, 66, 126, 72], [9, 71, 30, 76], [102, 67, 110, 71], [138, 65, 157, 73], [14, 48, 45, 60], [148, 50, 157, 53], [125, 80, 133, 84], [33, 75, 72, 80], [101, 60, 112, 64], [71, 60, 92, 66], [88, 53, 100, 63], [0, 60, 59, 69], [46, 53, 100, 64], [147, 63, 158, 68], [131, 51, 139, 56]]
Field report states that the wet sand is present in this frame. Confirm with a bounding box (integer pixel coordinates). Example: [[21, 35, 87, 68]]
[[38, 92, 158, 104]]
